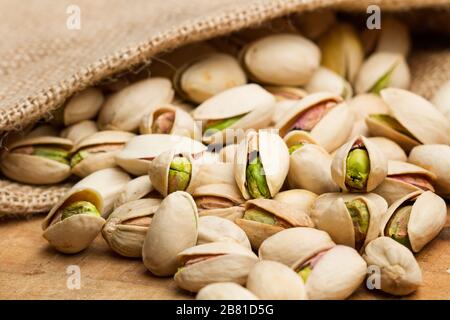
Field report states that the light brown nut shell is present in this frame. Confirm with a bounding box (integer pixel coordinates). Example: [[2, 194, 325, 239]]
[[348, 93, 389, 121], [197, 216, 251, 250], [196, 282, 259, 300], [174, 242, 258, 292], [113, 175, 154, 209], [219, 144, 238, 163], [431, 80, 450, 124], [61, 120, 98, 145], [363, 237, 422, 296], [273, 189, 318, 216], [331, 135, 388, 192], [293, 10, 336, 40], [63, 88, 104, 126], [246, 260, 308, 300], [283, 130, 319, 148], [142, 191, 198, 276], [367, 137, 407, 162], [380, 191, 447, 253], [305, 67, 353, 100]]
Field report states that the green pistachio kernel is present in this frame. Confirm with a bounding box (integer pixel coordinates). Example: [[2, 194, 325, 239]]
[[34, 147, 70, 165], [385, 204, 412, 250], [70, 150, 90, 167], [298, 265, 312, 283], [204, 115, 244, 134], [369, 66, 396, 94], [246, 154, 271, 199], [243, 208, 276, 225], [288, 143, 304, 155], [345, 148, 370, 191], [345, 199, 370, 250], [369, 114, 417, 140], [61, 201, 101, 220], [168, 156, 192, 194]]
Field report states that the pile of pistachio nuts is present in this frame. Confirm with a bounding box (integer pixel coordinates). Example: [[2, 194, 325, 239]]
[[2, 13, 449, 299]]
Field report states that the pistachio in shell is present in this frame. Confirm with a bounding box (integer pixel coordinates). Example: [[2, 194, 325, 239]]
[[113, 175, 154, 210], [196, 282, 259, 300], [264, 86, 308, 102], [348, 93, 390, 137], [431, 80, 450, 123], [305, 67, 353, 100], [292, 10, 336, 40], [61, 120, 98, 145], [367, 137, 407, 162], [273, 189, 317, 216], [60, 88, 104, 126], [197, 216, 251, 250], [219, 144, 238, 163]]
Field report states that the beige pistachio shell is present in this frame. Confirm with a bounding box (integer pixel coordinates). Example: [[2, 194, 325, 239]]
[[42, 188, 105, 254], [375, 18, 411, 56], [197, 216, 251, 250], [219, 144, 238, 163], [305, 67, 353, 100], [241, 33, 320, 86], [174, 53, 247, 103], [63, 88, 104, 126], [196, 282, 259, 300], [367, 137, 407, 162], [409, 144, 450, 198], [331, 135, 388, 192], [234, 130, 290, 199], [236, 199, 314, 249], [189, 162, 236, 192], [348, 94, 389, 121], [312, 195, 383, 252], [98, 78, 174, 132], [381, 191, 447, 252], [304, 245, 367, 300], [139, 105, 200, 139], [115, 134, 206, 176], [363, 237, 422, 296], [246, 260, 308, 300], [270, 100, 297, 126], [283, 130, 319, 148], [174, 242, 259, 292], [373, 160, 436, 205], [259, 227, 335, 269], [0, 136, 73, 185], [102, 198, 161, 258], [61, 120, 98, 145], [113, 175, 154, 209], [349, 120, 370, 138], [288, 143, 340, 194], [264, 86, 308, 101], [293, 10, 336, 40], [142, 191, 198, 276], [431, 80, 450, 123], [273, 189, 317, 216], [355, 52, 410, 94]]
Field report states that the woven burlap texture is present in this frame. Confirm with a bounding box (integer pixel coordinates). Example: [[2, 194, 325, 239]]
[[0, 0, 449, 217]]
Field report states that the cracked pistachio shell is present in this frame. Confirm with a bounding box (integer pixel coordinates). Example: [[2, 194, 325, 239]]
[[63, 88, 104, 126], [431, 80, 450, 123], [192, 84, 275, 144], [193, 183, 245, 221], [409, 144, 450, 198], [234, 130, 289, 200], [348, 93, 389, 120], [283, 130, 319, 149], [61, 120, 98, 145], [331, 135, 388, 192], [142, 191, 198, 276], [367, 137, 407, 162], [139, 105, 200, 139], [380, 191, 447, 252], [174, 242, 259, 292], [273, 189, 317, 215], [275, 92, 353, 152], [115, 134, 206, 176], [219, 144, 238, 163], [241, 34, 320, 86], [102, 198, 161, 258], [197, 216, 251, 250], [311, 195, 383, 252], [363, 237, 422, 295], [259, 227, 335, 269], [293, 10, 336, 40], [355, 52, 410, 94], [98, 78, 174, 132], [264, 86, 308, 101], [246, 260, 308, 300], [196, 282, 258, 300], [305, 67, 353, 100], [70, 130, 135, 178], [301, 245, 367, 300], [113, 175, 154, 209], [236, 199, 314, 249], [174, 53, 247, 103], [288, 143, 340, 194], [42, 187, 105, 254], [373, 160, 436, 205], [0, 136, 73, 185]]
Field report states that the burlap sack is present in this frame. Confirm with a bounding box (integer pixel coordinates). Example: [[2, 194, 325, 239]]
[[1, 0, 449, 217]]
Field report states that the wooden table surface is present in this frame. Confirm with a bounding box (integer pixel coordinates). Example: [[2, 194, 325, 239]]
[[0, 208, 449, 300]]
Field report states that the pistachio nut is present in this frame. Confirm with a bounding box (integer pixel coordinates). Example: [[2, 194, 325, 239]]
[[98, 78, 174, 132], [373, 160, 436, 205], [0, 136, 73, 185], [60, 88, 104, 126], [246, 260, 308, 300], [115, 134, 206, 176], [431, 80, 450, 123], [348, 93, 390, 137], [174, 53, 247, 103], [305, 67, 353, 100], [240, 33, 320, 86], [318, 23, 364, 82], [192, 84, 275, 144], [331, 135, 388, 192], [409, 144, 450, 198], [174, 242, 259, 292], [283, 130, 319, 155], [42, 187, 105, 254], [367, 137, 407, 162], [70, 130, 135, 177], [275, 92, 353, 152], [219, 144, 238, 163], [264, 86, 308, 102], [363, 237, 422, 296], [61, 120, 98, 145], [142, 191, 198, 276], [113, 175, 154, 209], [355, 52, 410, 94], [234, 130, 289, 200], [293, 10, 336, 40], [236, 199, 313, 249], [196, 282, 258, 300], [102, 198, 161, 258], [193, 183, 245, 221], [197, 216, 251, 250], [139, 105, 200, 139], [273, 189, 317, 216], [380, 191, 447, 252]]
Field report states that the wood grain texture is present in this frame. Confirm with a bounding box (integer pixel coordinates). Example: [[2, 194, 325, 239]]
[[0, 207, 448, 300]]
